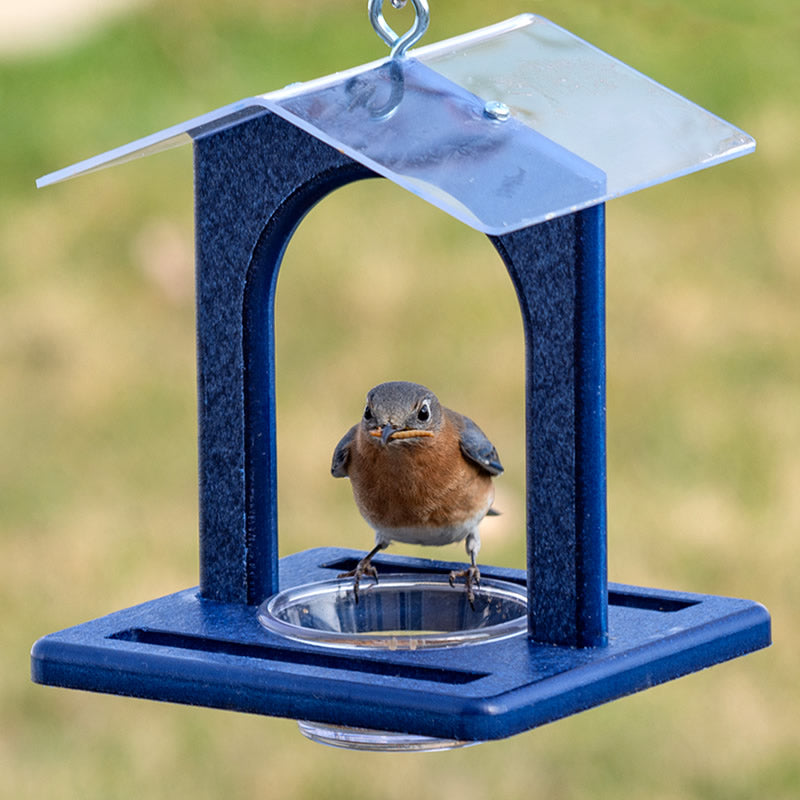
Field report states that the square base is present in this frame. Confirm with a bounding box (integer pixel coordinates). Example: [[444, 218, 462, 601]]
[[31, 548, 770, 741]]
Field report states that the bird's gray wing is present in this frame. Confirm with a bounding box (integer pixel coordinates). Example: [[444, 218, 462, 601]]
[[331, 425, 357, 477], [454, 412, 504, 476]]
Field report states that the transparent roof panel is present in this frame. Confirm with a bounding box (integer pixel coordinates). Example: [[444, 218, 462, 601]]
[[37, 14, 754, 234], [419, 15, 754, 200], [269, 57, 605, 233]]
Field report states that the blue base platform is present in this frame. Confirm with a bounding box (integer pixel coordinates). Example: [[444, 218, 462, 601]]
[[31, 547, 771, 742]]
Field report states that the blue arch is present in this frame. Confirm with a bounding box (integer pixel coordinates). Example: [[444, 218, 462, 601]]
[[195, 109, 606, 645]]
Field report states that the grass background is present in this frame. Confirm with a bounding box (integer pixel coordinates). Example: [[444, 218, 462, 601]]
[[2, 1, 798, 797]]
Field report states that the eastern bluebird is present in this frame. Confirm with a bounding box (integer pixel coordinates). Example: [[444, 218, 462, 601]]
[[331, 381, 503, 605]]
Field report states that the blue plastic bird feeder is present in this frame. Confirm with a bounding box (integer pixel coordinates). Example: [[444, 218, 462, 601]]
[[32, 8, 770, 750]]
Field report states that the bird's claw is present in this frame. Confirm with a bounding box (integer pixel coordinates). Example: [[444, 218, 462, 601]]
[[338, 559, 379, 603], [449, 565, 481, 609]]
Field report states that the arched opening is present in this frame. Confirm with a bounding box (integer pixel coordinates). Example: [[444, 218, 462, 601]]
[[271, 178, 525, 571]]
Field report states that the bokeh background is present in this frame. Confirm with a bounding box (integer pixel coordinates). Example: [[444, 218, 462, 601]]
[[2, 1, 798, 797]]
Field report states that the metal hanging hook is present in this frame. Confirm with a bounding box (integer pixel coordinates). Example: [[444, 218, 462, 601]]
[[368, 0, 430, 59]]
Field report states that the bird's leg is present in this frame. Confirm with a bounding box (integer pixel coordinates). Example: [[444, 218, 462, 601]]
[[449, 551, 481, 610], [338, 542, 387, 602]]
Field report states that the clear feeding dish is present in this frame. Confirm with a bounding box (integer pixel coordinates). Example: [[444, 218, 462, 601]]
[[294, 720, 481, 752], [257, 572, 528, 750], [257, 572, 528, 650]]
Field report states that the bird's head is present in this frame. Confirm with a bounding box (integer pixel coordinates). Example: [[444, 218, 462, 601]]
[[361, 381, 443, 445]]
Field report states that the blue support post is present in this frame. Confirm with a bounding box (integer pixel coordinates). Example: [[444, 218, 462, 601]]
[[193, 111, 372, 604], [491, 206, 608, 647]]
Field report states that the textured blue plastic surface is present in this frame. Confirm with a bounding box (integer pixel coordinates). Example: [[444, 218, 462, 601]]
[[31, 547, 771, 741], [490, 207, 607, 646]]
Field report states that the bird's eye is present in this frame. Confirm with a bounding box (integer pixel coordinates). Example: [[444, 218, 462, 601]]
[[364, 406, 372, 421], [417, 401, 430, 422]]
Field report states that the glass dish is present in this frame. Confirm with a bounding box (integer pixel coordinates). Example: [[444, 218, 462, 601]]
[[257, 572, 528, 651]]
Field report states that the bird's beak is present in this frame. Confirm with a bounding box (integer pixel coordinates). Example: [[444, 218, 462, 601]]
[[380, 423, 397, 446]]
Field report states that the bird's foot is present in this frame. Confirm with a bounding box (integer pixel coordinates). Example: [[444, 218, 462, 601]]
[[449, 565, 481, 609], [338, 558, 379, 602]]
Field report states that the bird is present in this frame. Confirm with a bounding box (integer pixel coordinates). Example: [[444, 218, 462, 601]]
[[331, 380, 503, 606]]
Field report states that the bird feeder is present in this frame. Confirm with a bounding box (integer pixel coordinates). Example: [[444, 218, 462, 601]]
[[31, 4, 770, 751]]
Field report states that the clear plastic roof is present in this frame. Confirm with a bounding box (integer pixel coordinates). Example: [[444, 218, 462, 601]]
[[37, 14, 754, 234]]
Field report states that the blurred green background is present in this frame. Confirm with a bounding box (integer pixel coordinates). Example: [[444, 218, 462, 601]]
[[2, 1, 798, 797]]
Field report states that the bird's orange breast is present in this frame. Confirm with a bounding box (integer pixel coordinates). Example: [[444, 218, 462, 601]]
[[347, 417, 494, 531]]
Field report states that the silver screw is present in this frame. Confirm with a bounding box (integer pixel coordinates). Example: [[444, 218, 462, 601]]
[[483, 101, 511, 122]]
